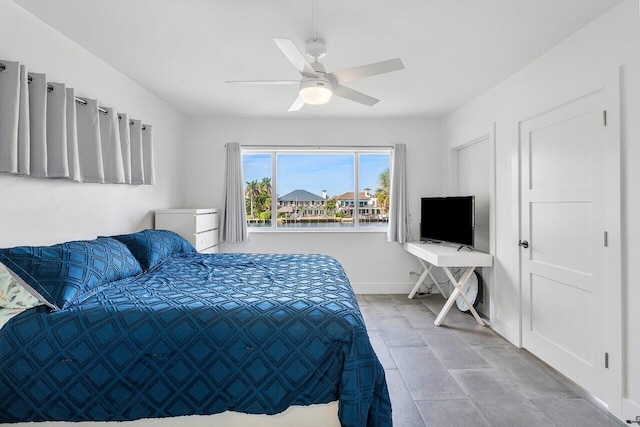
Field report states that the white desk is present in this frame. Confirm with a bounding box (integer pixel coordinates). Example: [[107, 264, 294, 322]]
[[404, 242, 493, 326]]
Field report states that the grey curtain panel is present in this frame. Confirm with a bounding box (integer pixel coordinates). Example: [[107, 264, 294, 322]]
[[18, 65, 30, 175], [129, 119, 144, 185], [76, 98, 105, 183], [46, 82, 70, 178], [118, 113, 132, 184], [220, 142, 248, 243], [99, 106, 125, 184], [65, 87, 81, 182], [142, 124, 155, 186], [0, 59, 154, 185], [0, 60, 19, 174], [387, 143, 409, 243], [28, 72, 47, 178]]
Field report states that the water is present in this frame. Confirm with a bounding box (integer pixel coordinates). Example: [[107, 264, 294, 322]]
[[247, 221, 387, 230]]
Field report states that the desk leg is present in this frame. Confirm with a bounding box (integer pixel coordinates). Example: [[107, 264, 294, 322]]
[[408, 261, 432, 299], [408, 259, 449, 300], [427, 266, 448, 299], [434, 267, 485, 327]]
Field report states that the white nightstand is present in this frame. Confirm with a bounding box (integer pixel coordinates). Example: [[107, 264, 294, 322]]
[[155, 209, 219, 253]]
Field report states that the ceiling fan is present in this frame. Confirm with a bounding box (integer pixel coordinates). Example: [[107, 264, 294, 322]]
[[226, 2, 405, 112]]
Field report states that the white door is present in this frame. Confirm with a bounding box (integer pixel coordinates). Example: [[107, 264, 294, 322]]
[[520, 90, 606, 399]]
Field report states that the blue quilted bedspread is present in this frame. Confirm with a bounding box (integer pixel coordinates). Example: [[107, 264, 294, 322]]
[[0, 253, 392, 426]]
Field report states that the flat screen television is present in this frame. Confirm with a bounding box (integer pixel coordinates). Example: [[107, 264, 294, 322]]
[[420, 196, 475, 247]]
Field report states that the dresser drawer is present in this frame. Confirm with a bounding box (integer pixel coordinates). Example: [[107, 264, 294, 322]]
[[195, 212, 218, 233], [194, 230, 218, 252]]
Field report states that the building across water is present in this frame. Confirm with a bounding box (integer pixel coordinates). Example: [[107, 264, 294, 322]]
[[275, 188, 385, 220]]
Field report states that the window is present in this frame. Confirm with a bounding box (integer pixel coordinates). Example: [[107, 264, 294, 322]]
[[242, 148, 391, 231]]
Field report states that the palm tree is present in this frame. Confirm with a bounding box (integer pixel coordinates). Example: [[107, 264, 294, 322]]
[[326, 198, 337, 216], [259, 177, 272, 213], [245, 180, 260, 218], [375, 168, 390, 214], [259, 177, 272, 194]]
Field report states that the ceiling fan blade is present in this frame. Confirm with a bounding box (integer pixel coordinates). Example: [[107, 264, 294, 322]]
[[330, 58, 404, 84], [288, 95, 306, 112], [273, 38, 318, 78], [226, 80, 300, 85], [332, 85, 379, 106]]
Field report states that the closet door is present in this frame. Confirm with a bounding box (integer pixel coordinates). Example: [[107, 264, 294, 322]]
[[456, 136, 491, 317], [519, 90, 607, 400]]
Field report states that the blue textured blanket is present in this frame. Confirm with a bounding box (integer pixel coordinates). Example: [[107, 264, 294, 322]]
[[0, 253, 391, 426]]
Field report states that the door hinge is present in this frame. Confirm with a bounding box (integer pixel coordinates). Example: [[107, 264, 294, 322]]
[[603, 110, 607, 126], [605, 352, 609, 369], [604, 231, 608, 247]]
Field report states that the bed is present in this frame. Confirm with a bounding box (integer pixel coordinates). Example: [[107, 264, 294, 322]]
[[0, 230, 391, 426]]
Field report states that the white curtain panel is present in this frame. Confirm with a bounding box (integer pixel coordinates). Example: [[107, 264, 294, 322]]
[[99, 106, 125, 184], [387, 143, 409, 243], [46, 82, 70, 178], [142, 125, 155, 185], [0, 59, 154, 185], [28, 73, 48, 178], [129, 119, 144, 185], [76, 98, 105, 183], [65, 87, 81, 182], [220, 142, 248, 243], [118, 113, 132, 184], [18, 65, 30, 175], [0, 60, 19, 174]]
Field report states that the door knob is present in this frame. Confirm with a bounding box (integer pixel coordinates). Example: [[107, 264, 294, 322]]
[[518, 240, 529, 249]]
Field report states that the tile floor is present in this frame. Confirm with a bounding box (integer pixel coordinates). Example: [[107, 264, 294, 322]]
[[357, 294, 625, 427]]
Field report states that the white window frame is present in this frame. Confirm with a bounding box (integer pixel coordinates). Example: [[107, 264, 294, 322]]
[[241, 145, 392, 233]]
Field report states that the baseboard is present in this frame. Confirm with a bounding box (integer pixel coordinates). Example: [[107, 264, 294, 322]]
[[490, 317, 521, 347], [623, 398, 640, 424], [351, 282, 418, 295]]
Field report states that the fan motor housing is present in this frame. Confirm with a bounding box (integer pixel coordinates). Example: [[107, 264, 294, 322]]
[[300, 77, 332, 92], [301, 63, 333, 92], [305, 39, 327, 60]]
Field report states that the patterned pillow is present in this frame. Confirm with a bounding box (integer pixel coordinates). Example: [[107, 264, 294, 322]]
[[0, 263, 42, 309], [0, 237, 143, 311], [110, 229, 196, 271]]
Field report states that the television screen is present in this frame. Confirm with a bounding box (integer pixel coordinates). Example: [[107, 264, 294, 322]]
[[420, 196, 475, 247]]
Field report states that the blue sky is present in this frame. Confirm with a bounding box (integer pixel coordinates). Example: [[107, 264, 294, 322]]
[[242, 152, 389, 198]]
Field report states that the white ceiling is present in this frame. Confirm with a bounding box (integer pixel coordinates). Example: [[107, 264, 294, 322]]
[[13, 0, 623, 118]]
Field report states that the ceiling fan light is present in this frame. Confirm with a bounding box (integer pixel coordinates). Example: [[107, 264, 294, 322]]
[[299, 83, 332, 105]]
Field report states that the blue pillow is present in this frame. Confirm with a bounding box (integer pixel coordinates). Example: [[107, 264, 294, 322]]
[[0, 237, 143, 311], [110, 229, 196, 271]]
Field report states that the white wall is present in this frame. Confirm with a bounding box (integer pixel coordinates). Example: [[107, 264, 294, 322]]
[[441, 0, 640, 418], [0, 0, 186, 247], [183, 117, 441, 293]]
